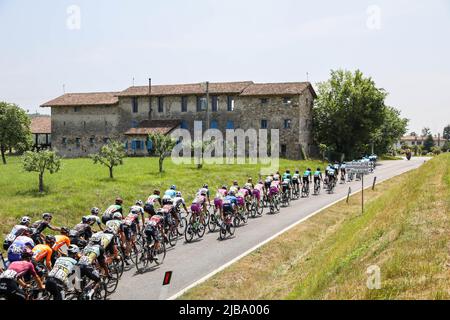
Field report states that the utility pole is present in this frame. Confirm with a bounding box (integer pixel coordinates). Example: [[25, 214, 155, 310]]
[[148, 78, 152, 120], [205, 81, 210, 130]]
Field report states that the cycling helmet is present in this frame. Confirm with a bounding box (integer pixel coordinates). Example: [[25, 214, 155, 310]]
[[91, 207, 100, 215], [307, 168, 311, 171], [154, 190, 160, 195], [20, 216, 31, 225], [136, 200, 144, 207], [228, 190, 235, 196], [67, 244, 80, 255], [317, 167, 321, 171], [176, 191, 182, 197], [203, 184, 208, 189], [170, 185, 176, 190], [60, 227, 70, 235], [113, 212, 123, 220], [295, 170, 299, 173], [45, 235, 56, 244], [221, 185, 227, 190], [115, 197, 123, 205], [233, 180, 238, 186], [81, 216, 88, 223], [42, 213, 53, 220], [21, 248, 33, 259], [286, 170, 290, 174]]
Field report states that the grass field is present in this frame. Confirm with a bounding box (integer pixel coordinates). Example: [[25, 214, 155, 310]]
[[181, 153, 450, 300], [0, 155, 323, 242]]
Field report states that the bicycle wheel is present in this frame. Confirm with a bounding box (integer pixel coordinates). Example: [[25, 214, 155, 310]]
[[168, 227, 178, 247], [275, 198, 280, 212], [153, 242, 166, 265], [177, 217, 187, 236], [228, 221, 236, 236], [219, 226, 227, 240], [208, 213, 217, 232], [233, 216, 240, 228], [104, 265, 120, 295], [112, 254, 124, 278], [93, 282, 108, 300], [184, 224, 194, 243], [197, 222, 206, 238], [257, 200, 264, 215], [250, 203, 257, 218]]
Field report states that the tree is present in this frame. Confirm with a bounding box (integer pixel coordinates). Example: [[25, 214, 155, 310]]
[[423, 134, 435, 153], [90, 140, 125, 178], [421, 127, 431, 138], [148, 133, 177, 173], [191, 139, 214, 169], [442, 141, 450, 152], [313, 69, 392, 159], [0, 102, 32, 164], [443, 124, 450, 141], [371, 106, 408, 155], [22, 150, 61, 193], [319, 144, 328, 161]]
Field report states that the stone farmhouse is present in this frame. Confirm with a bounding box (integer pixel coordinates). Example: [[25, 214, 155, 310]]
[[41, 81, 316, 159]]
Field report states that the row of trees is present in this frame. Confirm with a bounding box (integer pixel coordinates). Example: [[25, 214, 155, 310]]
[[313, 70, 409, 160], [0, 102, 32, 164]]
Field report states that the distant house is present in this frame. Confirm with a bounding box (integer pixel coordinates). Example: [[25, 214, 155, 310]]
[[30, 116, 51, 150], [396, 134, 444, 148]]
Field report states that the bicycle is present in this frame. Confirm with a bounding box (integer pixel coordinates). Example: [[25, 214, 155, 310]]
[[133, 235, 166, 272], [65, 276, 107, 300], [301, 182, 310, 198], [313, 180, 321, 195], [281, 185, 291, 207], [218, 212, 236, 240], [184, 213, 206, 243], [267, 189, 280, 214], [291, 181, 300, 199]]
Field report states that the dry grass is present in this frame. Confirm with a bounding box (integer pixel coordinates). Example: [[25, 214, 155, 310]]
[[181, 153, 450, 300]]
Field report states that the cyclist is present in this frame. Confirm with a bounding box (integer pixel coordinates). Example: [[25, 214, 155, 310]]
[[144, 212, 164, 255], [144, 190, 162, 216], [101, 197, 123, 224], [52, 228, 71, 259], [198, 184, 211, 203], [282, 169, 292, 182], [291, 170, 300, 194], [3, 216, 31, 251], [222, 190, 238, 221], [106, 213, 126, 241], [123, 203, 145, 260], [326, 165, 336, 187], [164, 185, 177, 199], [78, 237, 110, 296], [45, 244, 80, 300], [173, 191, 188, 227], [302, 168, 312, 189], [340, 162, 347, 182], [229, 181, 239, 194], [86, 207, 103, 231], [281, 170, 292, 198], [32, 235, 56, 270], [30, 213, 61, 244], [190, 189, 208, 225], [313, 168, 323, 189], [0, 248, 45, 300], [273, 171, 281, 181], [69, 217, 93, 246], [7, 229, 35, 264], [214, 186, 227, 220]]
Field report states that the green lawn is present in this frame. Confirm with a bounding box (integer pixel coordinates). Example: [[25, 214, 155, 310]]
[[0, 155, 323, 242]]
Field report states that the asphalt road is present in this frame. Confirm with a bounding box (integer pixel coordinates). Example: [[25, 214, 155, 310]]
[[111, 157, 428, 300]]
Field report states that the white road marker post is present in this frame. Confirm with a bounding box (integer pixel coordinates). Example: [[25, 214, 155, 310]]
[[158, 271, 173, 300]]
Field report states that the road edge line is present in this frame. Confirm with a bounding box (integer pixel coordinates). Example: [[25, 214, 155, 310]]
[[167, 162, 422, 300]]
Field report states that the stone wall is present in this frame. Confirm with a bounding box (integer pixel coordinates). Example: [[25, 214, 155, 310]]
[[51, 104, 121, 157]]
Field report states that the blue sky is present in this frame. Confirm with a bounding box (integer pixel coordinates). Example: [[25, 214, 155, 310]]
[[0, 0, 449, 134]]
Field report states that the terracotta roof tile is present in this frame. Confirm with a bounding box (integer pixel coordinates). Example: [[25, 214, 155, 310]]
[[118, 81, 253, 97], [41, 92, 119, 107], [30, 116, 51, 134], [240, 82, 316, 97], [124, 120, 181, 136]]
